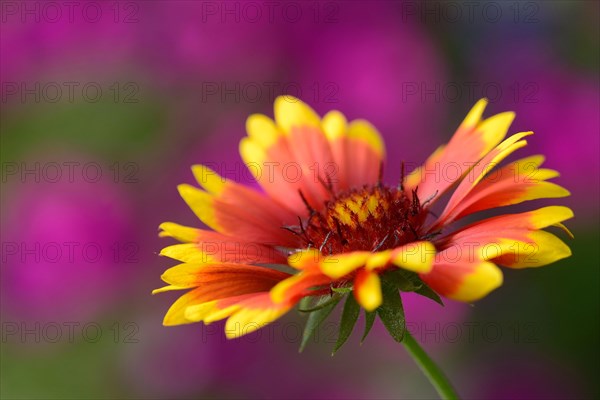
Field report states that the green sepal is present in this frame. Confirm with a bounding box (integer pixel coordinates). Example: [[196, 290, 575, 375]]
[[361, 310, 377, 344], [386, 269, 444, 306], [332, 294, 360, 355], [414, 281, 444, 306], [331, 286, 353, 294], [377, 281, 406, 343], [298, 296, 313, 313], [298, 294, 342, 313], [385, 269, 423, 292], [299, 295, 342, 352]]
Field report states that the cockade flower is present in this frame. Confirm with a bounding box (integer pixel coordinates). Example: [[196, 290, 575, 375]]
[[156, 96, 572, 398]]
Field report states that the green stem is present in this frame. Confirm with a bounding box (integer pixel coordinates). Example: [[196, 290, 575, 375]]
[[402, 331, 460, 399]]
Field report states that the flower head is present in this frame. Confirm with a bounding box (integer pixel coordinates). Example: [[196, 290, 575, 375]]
[[156, 97, 572, 347]]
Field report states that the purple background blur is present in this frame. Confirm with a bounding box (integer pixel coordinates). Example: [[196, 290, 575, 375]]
[[1, 1, 598, 399]]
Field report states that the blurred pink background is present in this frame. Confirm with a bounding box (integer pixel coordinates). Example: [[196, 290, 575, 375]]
[[1, 1, 598, 398]]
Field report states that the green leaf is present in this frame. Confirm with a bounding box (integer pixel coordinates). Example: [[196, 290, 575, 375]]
[[298, 294, 342, 313], [377, 282, 406, 342], [299, 296, 342, 352], [384, 270, 444, 306], [415, 281, 444, 306], [298, 296, 313, 313], [331, 286, 353, 294], [361, 310, 377, 344], [384, 269, 422, 292], [332, 295, 360, 355]]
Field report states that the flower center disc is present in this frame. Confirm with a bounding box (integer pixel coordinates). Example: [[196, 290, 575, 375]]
[[296, 185, 426, 255]]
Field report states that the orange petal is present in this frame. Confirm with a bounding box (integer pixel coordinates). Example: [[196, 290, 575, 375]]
[[287, 248, 325, 270], [344, 120, 385, 187], [435, 207, 573, 270], [322, 112, 349, 190], [274, 95, 321, 134], [270, 271, 331, 304], [246, 113, 281, 148], [434, 131, 534, 227], [241, 98, 386, 213], [160, 263, 290, 288], [354, 269, 383, 311], [160, 232, 287, 265], [440, 206, 574, 246], [161, 267, 290, 326], [224, 293, 295, 338], [192, 164, 298, 227], [158, 222, 200, 243], [478, 231, 571, 269], [405, 99, 514, 206], [320, 251, 371, 279], [421, 258, 503, 302], [178, 183, 298, 247], [241, 129, 330, 213], [389, 241, 436, 273], [452, 181, 569, 223], [442, 156, 565, 224], [286, 124, 338, 204]]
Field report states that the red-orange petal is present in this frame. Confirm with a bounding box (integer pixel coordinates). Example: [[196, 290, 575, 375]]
[[420, 257, 503, 302], [433, 131, 533, 228], [353, 269, 383, 311], [161, 265, 291, 326], [405, 99, 514, 206]]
